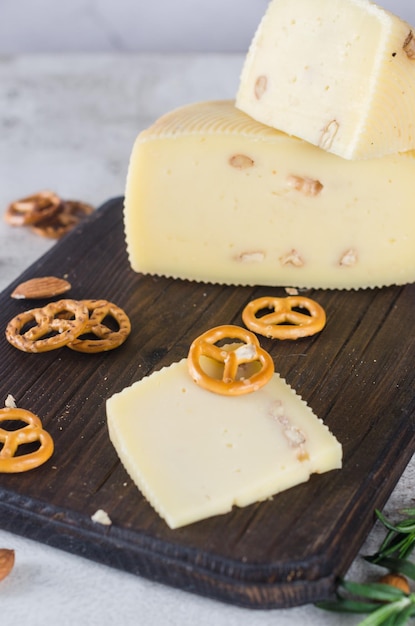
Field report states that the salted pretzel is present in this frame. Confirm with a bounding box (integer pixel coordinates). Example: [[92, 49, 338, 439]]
[[5, 299, 89, 353], [242, 296, 326, 340], [0, 408, 54, 473], [4, 190, 61, 227], [67, 299, 131, 353], [187, 325, 274, 396]]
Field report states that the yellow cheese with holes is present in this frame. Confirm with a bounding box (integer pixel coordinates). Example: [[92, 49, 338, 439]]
[[236, 0, 415, 160], [106, 358, 342, 529], [124, 100, 415, 289]]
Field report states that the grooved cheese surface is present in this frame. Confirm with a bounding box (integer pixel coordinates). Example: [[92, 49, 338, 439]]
[[0, 197, 414, 609], [124, 101, 415, 290], [236, 0, 415, 160]]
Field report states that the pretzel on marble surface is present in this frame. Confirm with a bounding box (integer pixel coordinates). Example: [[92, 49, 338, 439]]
[[4, 190, 61, 227], [30, 200, 94, 239]]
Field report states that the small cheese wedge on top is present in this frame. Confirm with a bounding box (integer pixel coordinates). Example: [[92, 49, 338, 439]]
[[236, 0, 415, 160], [124, 100, 415, 290], [106, 359, 342, 529]]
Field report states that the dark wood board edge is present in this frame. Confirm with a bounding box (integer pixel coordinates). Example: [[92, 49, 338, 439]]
[[0, 487, 337, 609]]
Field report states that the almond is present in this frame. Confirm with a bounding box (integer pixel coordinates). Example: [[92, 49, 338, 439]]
[[379, 572, 411, 594], [0, 549, 15, 582], [287, 174, 323, 196], [11, 276, 71, 300], [254, 75, 268, 99], [229, 154, 255, 169], [403, 30, 415, 60]]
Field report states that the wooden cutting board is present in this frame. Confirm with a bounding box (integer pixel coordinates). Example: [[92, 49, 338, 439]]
[[0, 197, 414, 609]]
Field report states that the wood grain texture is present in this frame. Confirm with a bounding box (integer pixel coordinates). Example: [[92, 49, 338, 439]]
[[0, 197, 414, 609]]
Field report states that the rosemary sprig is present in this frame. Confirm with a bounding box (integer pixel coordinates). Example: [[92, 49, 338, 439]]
[[316, 507, 415, 625], [368, 509, 415, 562]]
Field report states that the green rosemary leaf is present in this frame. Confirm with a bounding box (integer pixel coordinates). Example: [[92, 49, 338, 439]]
[[400, 508, 415, 517], [375, 509, 400, 532], [316, 507, 415, 621], [364, 535, 414, 563], [372, 556, 415, 581], [390, 603, 415, 626], [315, 598, 378, 613], [357, 598, 412, 626], [368, 536, 415, 563], [369, 509, 415, 562], [375, 509, 415, 535], [341, 579, 407, 602]]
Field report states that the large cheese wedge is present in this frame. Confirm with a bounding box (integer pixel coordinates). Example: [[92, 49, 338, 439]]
[[106, 359, 342, 529], [124, 100, 415, 289], [236, 0, 415, 160]]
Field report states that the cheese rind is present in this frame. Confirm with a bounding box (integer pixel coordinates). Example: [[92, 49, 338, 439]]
[[236, 0, 415, 160], [106, 359, 342, 529], [124, 100, 415, 289]]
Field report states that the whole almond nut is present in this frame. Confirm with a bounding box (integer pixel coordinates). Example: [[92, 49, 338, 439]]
[[0, 549, 15, 581], [11, 276, 71, 299], [379, 572, 411, 594]]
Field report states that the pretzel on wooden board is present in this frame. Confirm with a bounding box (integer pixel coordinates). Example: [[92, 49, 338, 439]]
[[66, 299, 131, 353], [187, 325, 274, 396], [0, 408, 54, 473], [5, 299, 89, 353], [242, 296, 326, 340]]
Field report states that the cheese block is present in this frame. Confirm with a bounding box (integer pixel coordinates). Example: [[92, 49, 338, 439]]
[[106, 358, 342, 529], [124, 100, 415, 289], [236, 0, 415, 160]]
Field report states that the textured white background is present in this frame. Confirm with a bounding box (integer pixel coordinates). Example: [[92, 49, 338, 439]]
[[0, 0, 414, 53]]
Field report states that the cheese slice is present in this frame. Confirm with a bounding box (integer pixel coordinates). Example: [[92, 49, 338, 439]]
[[124, 100, 415, 289], [106, 358, 342, 529], [236, 0, 415, 160]]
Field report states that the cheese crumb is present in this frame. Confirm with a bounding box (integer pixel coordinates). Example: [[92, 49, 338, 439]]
[[233, 343, 257, 361], [91, 509, 112, 526], [5, 394, 16, 408]]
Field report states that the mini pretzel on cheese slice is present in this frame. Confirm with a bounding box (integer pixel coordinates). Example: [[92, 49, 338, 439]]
[[106, 359, 342, 529]]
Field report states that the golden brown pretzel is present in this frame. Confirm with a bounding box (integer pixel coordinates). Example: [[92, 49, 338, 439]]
[[31, 200, 94, 239], [0, 408, 54, 472], [242, 296, 326, 340], [4, 190, 61, 226], [5, 299, 89, 353], [187, 325, 274, 396], [66, 299, 131, 353]]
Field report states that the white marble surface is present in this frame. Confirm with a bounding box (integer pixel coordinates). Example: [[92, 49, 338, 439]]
[[0, 0, 270, 54], [0, 0, 414, 54], [0, 53, 413, 626]]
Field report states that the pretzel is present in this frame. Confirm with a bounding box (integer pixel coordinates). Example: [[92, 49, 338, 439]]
[[5, 299, 89, 353], [4, 190, 61, 226], [187, 325, 274, 396], [66, 299, 131, 353], [242, 296, 326, 340], [0, 408, 54, 473], [31, 200, 94, 239]]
